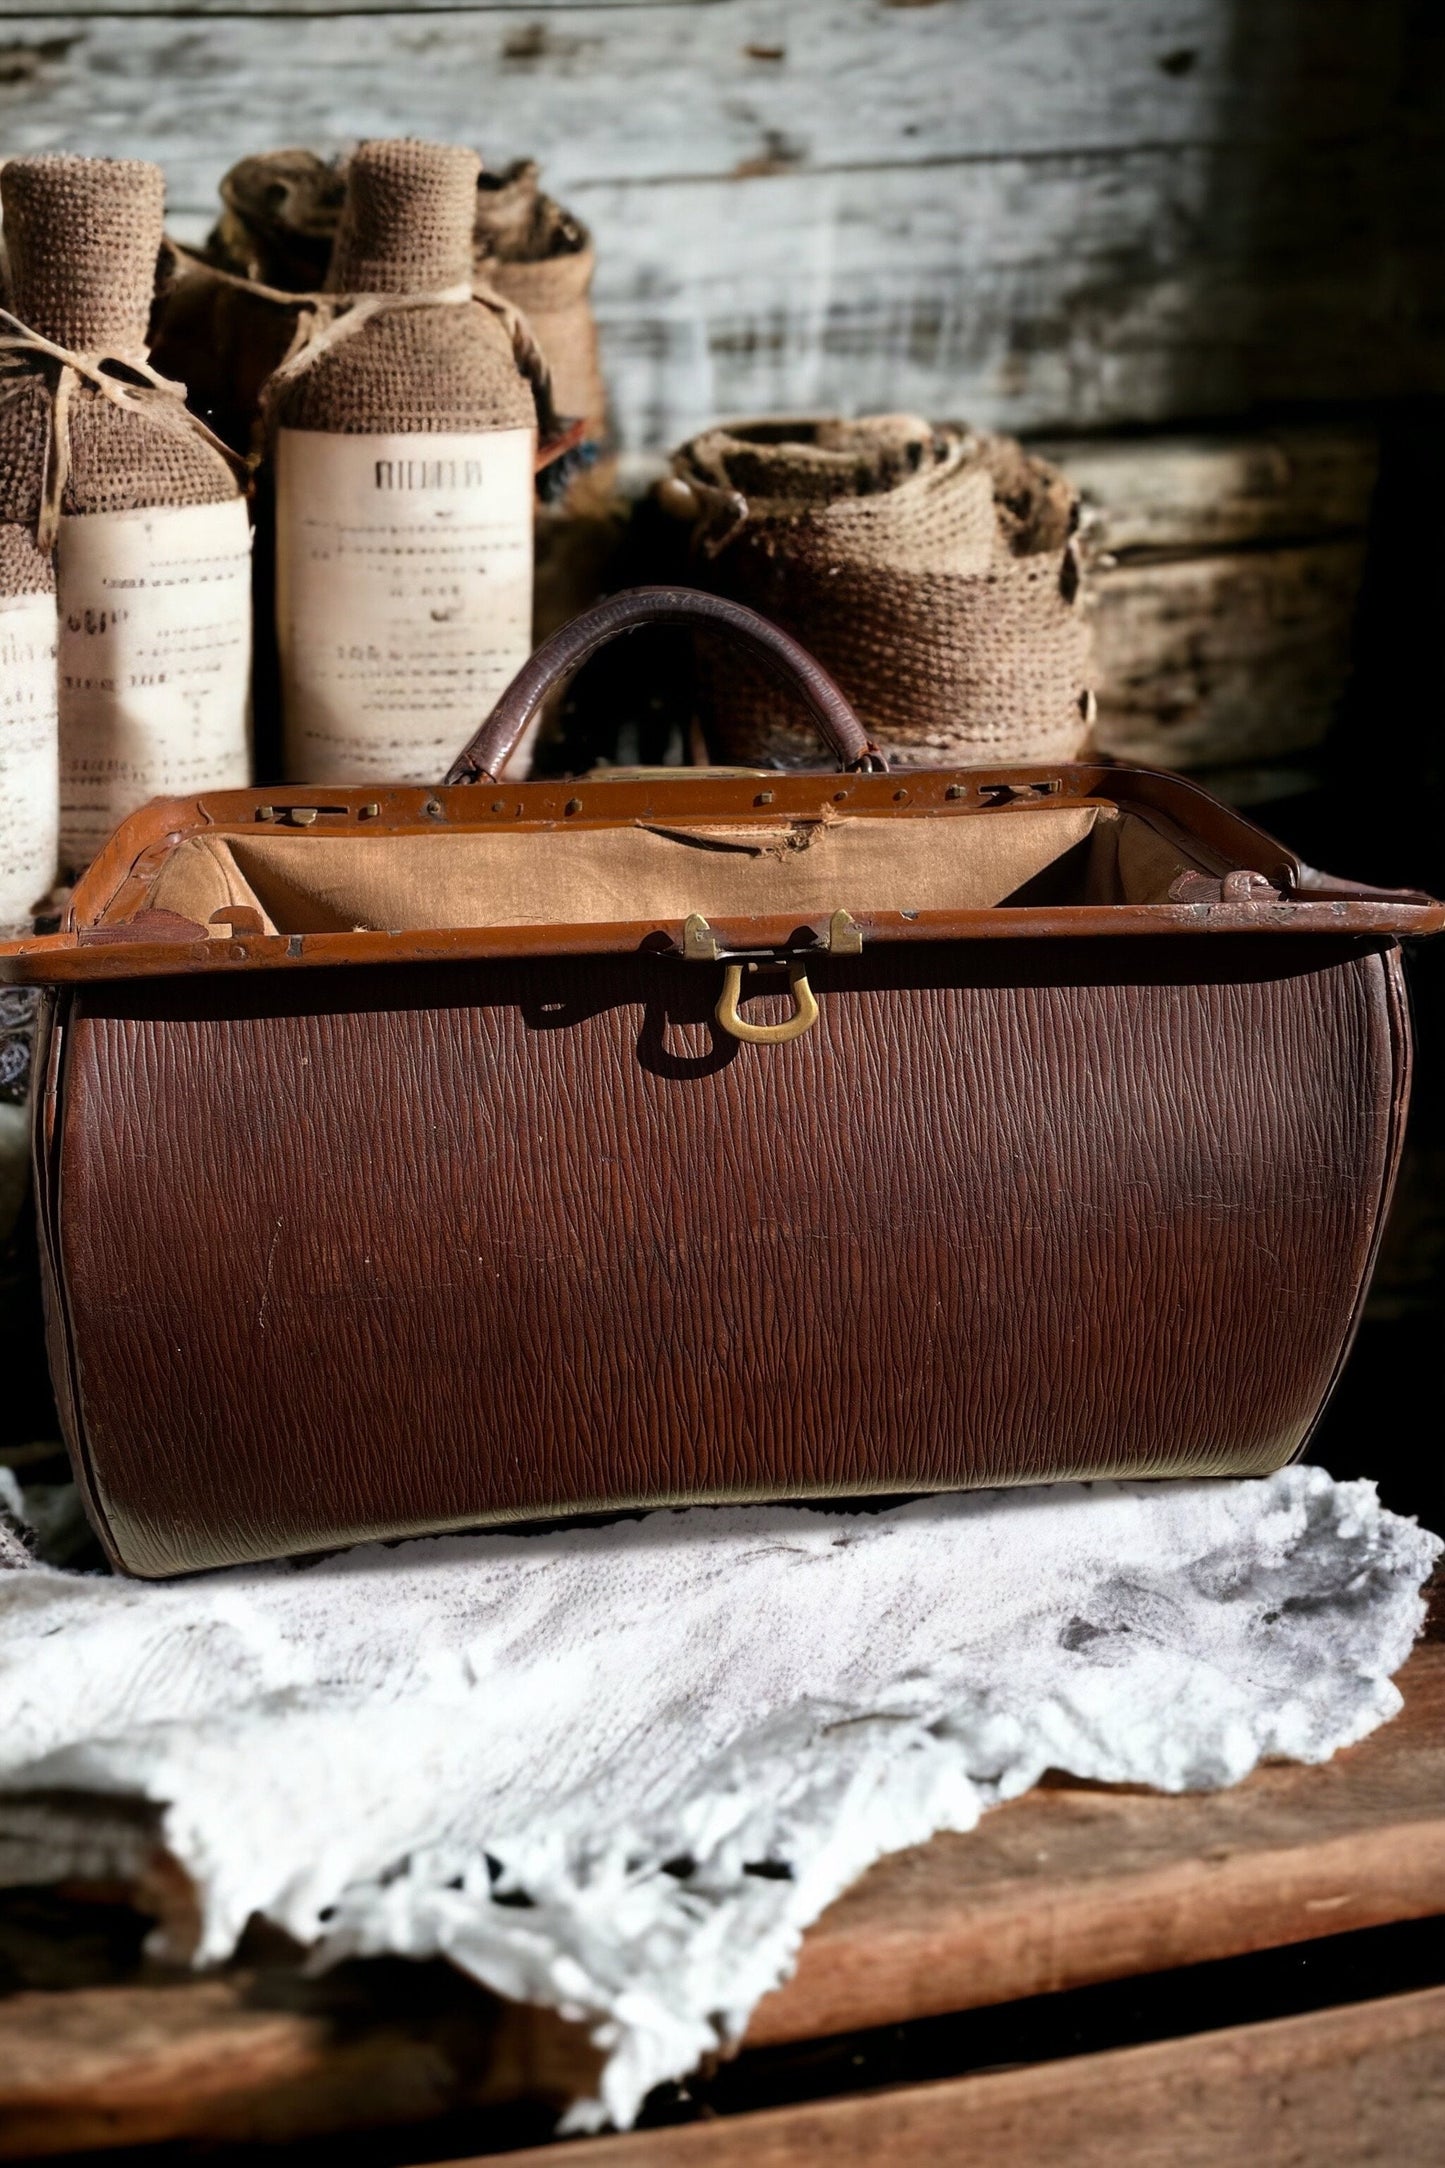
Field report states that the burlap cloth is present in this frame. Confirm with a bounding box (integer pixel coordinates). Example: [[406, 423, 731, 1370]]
[[476, 162, 616, 651], [471, 164, 617, 657], [0, 524, 51, 595], [147, 153, 340, 451], [153, 146, 603, 463], [666, 416, 1095, 769], [0, 155, 245, 914], [474, 160, 606, 461], [0, 156, 239, 530], [262, 140, 534, 438]]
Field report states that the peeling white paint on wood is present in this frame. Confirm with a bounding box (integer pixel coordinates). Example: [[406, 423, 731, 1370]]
[[577, 144, 1413, 448], [0, 2, 1409, 194], [0, 1, 1426, 451]]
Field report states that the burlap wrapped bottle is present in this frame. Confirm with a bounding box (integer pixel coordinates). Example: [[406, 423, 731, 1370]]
[[153, 147, 608, 484], [0, 525, 58, 931], [664, 416, 1094, 770], [266, 140, 541, 783], [0, 155, 252, 875]]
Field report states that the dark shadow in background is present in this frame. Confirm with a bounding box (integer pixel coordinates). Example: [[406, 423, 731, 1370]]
[[1198, 1, 1445, 1530]]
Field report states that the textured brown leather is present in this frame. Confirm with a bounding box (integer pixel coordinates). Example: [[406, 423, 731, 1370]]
[[36, 930, 1412, 1578], [445, 586, 887, 783]]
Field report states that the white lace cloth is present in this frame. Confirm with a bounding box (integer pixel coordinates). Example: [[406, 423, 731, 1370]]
[[0, 1466, 1437, 2129]]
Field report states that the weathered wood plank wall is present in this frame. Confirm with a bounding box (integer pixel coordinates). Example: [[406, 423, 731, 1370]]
[[0, 0, 1436, 452], [1048, 429, 1379, 773]]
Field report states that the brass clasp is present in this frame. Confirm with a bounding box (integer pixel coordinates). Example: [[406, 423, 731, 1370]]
[[715, 959, 819, 1045]]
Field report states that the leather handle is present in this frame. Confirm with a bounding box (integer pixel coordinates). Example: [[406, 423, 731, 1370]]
[[443, 585, 888, 784]]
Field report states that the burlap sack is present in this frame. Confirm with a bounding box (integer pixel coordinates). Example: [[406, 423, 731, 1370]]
[[212, 149, 346, 289], [474, 160, 607, 462], [667, 416, 1095, 770], [148, 153, 346, 455], [490, 155, 621, 667]]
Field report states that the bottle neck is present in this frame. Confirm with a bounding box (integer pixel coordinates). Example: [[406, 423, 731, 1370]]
[[328, 140, 479, 297], [2, 156, 164, 357]]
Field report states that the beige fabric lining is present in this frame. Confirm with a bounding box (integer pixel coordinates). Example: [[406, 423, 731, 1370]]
[[144, 806, 1207, 936], [1110, 810, 1207, 904]]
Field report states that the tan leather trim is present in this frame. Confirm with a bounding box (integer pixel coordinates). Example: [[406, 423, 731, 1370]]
[[1, 764, 1439, 986]]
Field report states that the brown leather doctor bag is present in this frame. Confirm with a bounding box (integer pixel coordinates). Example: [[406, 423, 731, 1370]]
[[4, 588, 1440, 1576]]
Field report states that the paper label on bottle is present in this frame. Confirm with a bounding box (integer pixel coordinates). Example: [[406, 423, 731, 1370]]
[[275, 427, 535, 785], [57, 499, 253, 870], [0, 589, 59, 928]]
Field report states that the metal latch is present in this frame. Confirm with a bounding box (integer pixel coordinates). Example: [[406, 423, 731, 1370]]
[[682, 908, 861, 962], [683, 909, 859, 1048], [683, 912, 720, 961]]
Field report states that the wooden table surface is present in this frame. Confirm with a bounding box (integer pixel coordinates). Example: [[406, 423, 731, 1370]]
[[2, 1607, 1442, 2163]]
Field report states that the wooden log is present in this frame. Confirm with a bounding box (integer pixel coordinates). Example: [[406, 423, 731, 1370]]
[[492, 1986, 1445, 2165], [0, 1976, 470, 2155], [1, 1631, 1440, 2157]]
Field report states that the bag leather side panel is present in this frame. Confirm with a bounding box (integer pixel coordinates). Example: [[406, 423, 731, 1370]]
[[49, 938, 1407, 1576]]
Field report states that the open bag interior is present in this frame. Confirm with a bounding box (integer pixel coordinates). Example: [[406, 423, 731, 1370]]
[[140, 803, 1219, 937]]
